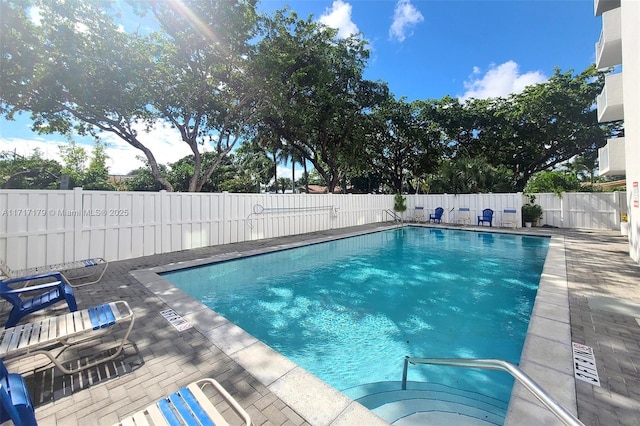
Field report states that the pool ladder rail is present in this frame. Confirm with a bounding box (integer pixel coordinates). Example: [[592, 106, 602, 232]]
[[384, 209, 403, 223], [402, 356, 584, 426]]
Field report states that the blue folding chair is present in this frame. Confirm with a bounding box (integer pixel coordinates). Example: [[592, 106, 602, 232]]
[[0, 358, 37, 426], [1, 272, 78, 328], [477, 208, 494, 227]]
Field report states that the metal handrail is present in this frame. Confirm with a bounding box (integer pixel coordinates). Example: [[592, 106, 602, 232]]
[[402, 356, 584, 426], [384, 209, 402, 222]]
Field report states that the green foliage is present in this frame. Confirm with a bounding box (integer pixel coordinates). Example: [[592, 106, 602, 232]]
[[1, 0, 612, 193], [253, 9, 388, 193], [271, 177, 292, 193], [0, 149, 62, 189], [307, 169, 326, 186], [349, 172, 382, 194], [83, 142, 116, 190], [432, 67, 610, 191], [360, 97, 442, 193], [58, 141, 88, 188], [524, 171, 580, 196], [393, 194, 407, 213], [521, 195, 543, 224], [125, 166, 168, 192], [428, 157, 515, 194]]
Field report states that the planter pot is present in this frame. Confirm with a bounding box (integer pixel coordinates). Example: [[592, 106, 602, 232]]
[[525, 222, 532, 228]]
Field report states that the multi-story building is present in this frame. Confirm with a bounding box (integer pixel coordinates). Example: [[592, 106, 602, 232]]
[[595, 0, 640, 264]]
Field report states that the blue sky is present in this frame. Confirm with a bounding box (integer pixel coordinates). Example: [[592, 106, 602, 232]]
[[0, 0, 602, 176]]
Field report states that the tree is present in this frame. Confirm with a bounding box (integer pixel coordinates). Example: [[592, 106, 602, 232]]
[[58, 141, 88, 188], [83, 141, 116, 190], [0, 149, 62, 189], [485, 66, 609, 189], [252, 9, 388, 193], [1, 0, 260, 192], [428, 157, 514, 194], [274, 177, 292, 193], [523, 171, 580, 195], [431, 66, 610, 191], [1, 0, 175, 190], [360, 97, 442, 193], [234, 139, 274, 192], [142, 0, 259, 192], [125, 164, 169, 192]]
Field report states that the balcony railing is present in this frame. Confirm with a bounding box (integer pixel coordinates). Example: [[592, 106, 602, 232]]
[[595, 8, 622, 69], [597, 73, 624, 123], [598, 137, 626, 176]]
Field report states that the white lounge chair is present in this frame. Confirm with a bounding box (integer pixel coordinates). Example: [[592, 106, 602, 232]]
[[0, 257, 108, 287], [412, 206, 425, 222], [117, 378, 252, 426], [0, 300, 134, 374], [502, 209, 518, 228], [456, 207, 470, 225]]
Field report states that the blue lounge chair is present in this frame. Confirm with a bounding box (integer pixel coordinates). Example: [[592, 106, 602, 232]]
[[429, 207, 444, 223], [117, 378, 251, 425], [0, 272, 78, 328], [478, 209, 494, 227], [0, 361, 250, 426], [0, 358, 36, 426]]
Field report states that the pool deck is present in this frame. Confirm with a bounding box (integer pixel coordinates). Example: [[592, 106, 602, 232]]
[[2, 223, 639, 425]]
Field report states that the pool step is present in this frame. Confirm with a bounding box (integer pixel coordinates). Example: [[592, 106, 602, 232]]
[[343, 381, 508, 426]]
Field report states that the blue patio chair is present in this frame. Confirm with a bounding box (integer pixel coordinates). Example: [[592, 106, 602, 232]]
[[429, 207, 444, 223], [1, 272, 78, 328], [478, 209, 494, 227], [0, 358, 37, 426]]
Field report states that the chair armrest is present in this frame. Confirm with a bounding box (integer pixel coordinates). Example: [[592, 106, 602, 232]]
[[2, 272, 65, 286], [1, 281, 65, 295]]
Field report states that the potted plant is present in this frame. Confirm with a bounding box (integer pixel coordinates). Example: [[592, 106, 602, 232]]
[[393, 193, 407, 221], [521, 195, 543, 227]]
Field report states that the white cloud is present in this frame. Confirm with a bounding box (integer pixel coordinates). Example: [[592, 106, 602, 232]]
[[460, 61, 547, 101], [389, 0, 424, 43], [99, 121, 192, 174], [0, 121, 195, 176], [318, 0, 359, 38]]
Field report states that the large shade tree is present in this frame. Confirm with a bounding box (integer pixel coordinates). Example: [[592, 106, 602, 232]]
[[468, 66, 608, 190], [426, 66, 610, 192], [1, 0, 174, 190], [358, 97, 443, 193], [252, 9, 388, 193], [1, 0, 259, 192]]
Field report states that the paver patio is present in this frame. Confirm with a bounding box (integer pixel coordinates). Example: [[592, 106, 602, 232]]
[[1, 224, 638, 425]]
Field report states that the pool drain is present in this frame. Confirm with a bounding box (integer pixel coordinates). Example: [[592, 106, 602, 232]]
[[160, 309, 192, 332]]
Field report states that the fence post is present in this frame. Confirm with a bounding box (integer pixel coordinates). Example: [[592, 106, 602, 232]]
[[159, 190, 167, 254], [73, 187, 83, 262]]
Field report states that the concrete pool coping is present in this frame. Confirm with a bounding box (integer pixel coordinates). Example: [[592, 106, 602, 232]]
[[130, 224, 575, 425]]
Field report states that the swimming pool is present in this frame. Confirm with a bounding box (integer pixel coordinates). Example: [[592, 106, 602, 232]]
[[162, 227, 549, 415]]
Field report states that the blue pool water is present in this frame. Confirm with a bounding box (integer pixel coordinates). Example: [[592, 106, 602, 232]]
[[162, 227, 549, 408]]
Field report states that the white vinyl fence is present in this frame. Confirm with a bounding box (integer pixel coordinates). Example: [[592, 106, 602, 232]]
[[535, 191, 627, 229], [0, 189, 625, 269]]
